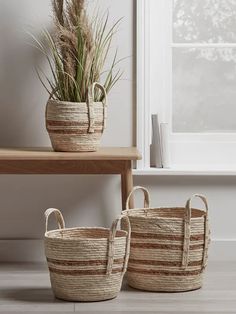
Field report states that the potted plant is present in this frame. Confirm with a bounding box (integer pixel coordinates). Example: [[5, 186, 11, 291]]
[[34, 0, 122, 151]]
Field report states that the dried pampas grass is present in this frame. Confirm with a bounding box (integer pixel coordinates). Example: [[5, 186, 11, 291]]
[[32, 0, 122, 102]]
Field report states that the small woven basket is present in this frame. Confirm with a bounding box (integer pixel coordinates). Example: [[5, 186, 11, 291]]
[[123, 186, 210, 292], [44, 208, 130, 301], [46, 82, 107, 152]]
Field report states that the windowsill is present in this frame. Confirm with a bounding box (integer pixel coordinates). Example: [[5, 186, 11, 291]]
[[133, 167, 236, 176]]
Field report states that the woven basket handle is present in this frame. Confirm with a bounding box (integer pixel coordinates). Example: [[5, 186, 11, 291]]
[[87, 82, 107, 133], [44, 208, 65, 233], [106, 215, 131, 276], [125, 186, 150, 212], [182, 194, 209, 269]]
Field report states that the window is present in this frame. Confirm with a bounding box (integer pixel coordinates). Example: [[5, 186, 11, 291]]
[[137, 0, 236, 170]]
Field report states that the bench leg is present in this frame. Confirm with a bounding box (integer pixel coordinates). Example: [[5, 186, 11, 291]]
[[121, 161, 134, 210]]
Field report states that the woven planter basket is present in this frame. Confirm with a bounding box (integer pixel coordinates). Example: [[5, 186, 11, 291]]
[[44, 208, 130, 302], [46, 82, 107, 152], [122, 186, 210, 292]]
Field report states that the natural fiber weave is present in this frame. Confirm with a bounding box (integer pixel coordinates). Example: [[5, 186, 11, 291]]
[[122, 186, 210, 292], [44, 208, 130, 301], [46, 82, 107, 152]]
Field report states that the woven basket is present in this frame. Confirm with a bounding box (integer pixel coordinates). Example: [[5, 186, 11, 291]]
[[122, 186, 210, 292], [46, 82, 107, 152], [44, 208, 130, 301]]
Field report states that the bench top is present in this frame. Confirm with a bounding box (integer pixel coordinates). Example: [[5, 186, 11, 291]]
[[0, 147, 141, 161]]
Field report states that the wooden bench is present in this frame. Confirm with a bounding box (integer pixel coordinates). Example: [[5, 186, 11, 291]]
[[0, 147, 141, 209]]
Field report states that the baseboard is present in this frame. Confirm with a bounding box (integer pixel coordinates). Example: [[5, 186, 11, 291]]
[[208, 239, 236, 261], [0, 239, 45, 262], [0, 239, 235, 262]]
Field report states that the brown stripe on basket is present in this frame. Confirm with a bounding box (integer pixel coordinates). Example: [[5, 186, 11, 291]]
[[46, 129, 102, 134], [127, 267, 202, 276], [47, 107, 101, 112], [128, 259, 203, 267], [47, 120, 104, 127], [130, 243, 204, 250], [48, 267, 123, 276], [131, 232, 204, 241], [47, 257, 124, 266]]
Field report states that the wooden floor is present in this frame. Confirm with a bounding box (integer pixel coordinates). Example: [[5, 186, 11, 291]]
[[0, 261, 235, 313]]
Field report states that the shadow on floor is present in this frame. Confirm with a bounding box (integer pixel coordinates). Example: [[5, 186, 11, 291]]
[[0, 288, 65, 303]]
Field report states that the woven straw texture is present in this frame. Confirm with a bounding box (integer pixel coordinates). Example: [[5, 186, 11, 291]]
[[122, 186, 210, 292], [44, 208, 130, 301], [46, 82, 107, 152]]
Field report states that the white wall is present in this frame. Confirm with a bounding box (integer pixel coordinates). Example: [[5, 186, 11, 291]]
[[0, 0, 235, 261]]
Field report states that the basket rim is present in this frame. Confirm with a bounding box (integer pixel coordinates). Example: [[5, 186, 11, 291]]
[[45, 226, 128, 240], [47, 99, 103, 106], [123, 206, 206, 220]]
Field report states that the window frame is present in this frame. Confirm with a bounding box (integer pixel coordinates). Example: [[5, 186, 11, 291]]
[[136, 0, 236, 170]]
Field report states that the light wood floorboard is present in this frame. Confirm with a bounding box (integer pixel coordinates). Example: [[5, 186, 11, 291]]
[[0, 262, 235, 313]]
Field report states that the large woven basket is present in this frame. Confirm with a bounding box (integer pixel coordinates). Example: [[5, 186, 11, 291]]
[[44, 208, 130, 301], [122, 186, 210, 292], [46, 82, 107, 152]]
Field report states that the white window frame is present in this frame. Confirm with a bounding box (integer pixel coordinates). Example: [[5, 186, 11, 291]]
[[136, 0, 236, 172]]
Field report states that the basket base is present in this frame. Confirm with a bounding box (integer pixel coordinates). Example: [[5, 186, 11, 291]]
[[54, 293, 118, 302], [49, 272, 123, 302], [127, 272, 203, 293], [48, 133, 101, 152], [128, 282, 202, 293], [52, 146, 98, 152]]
